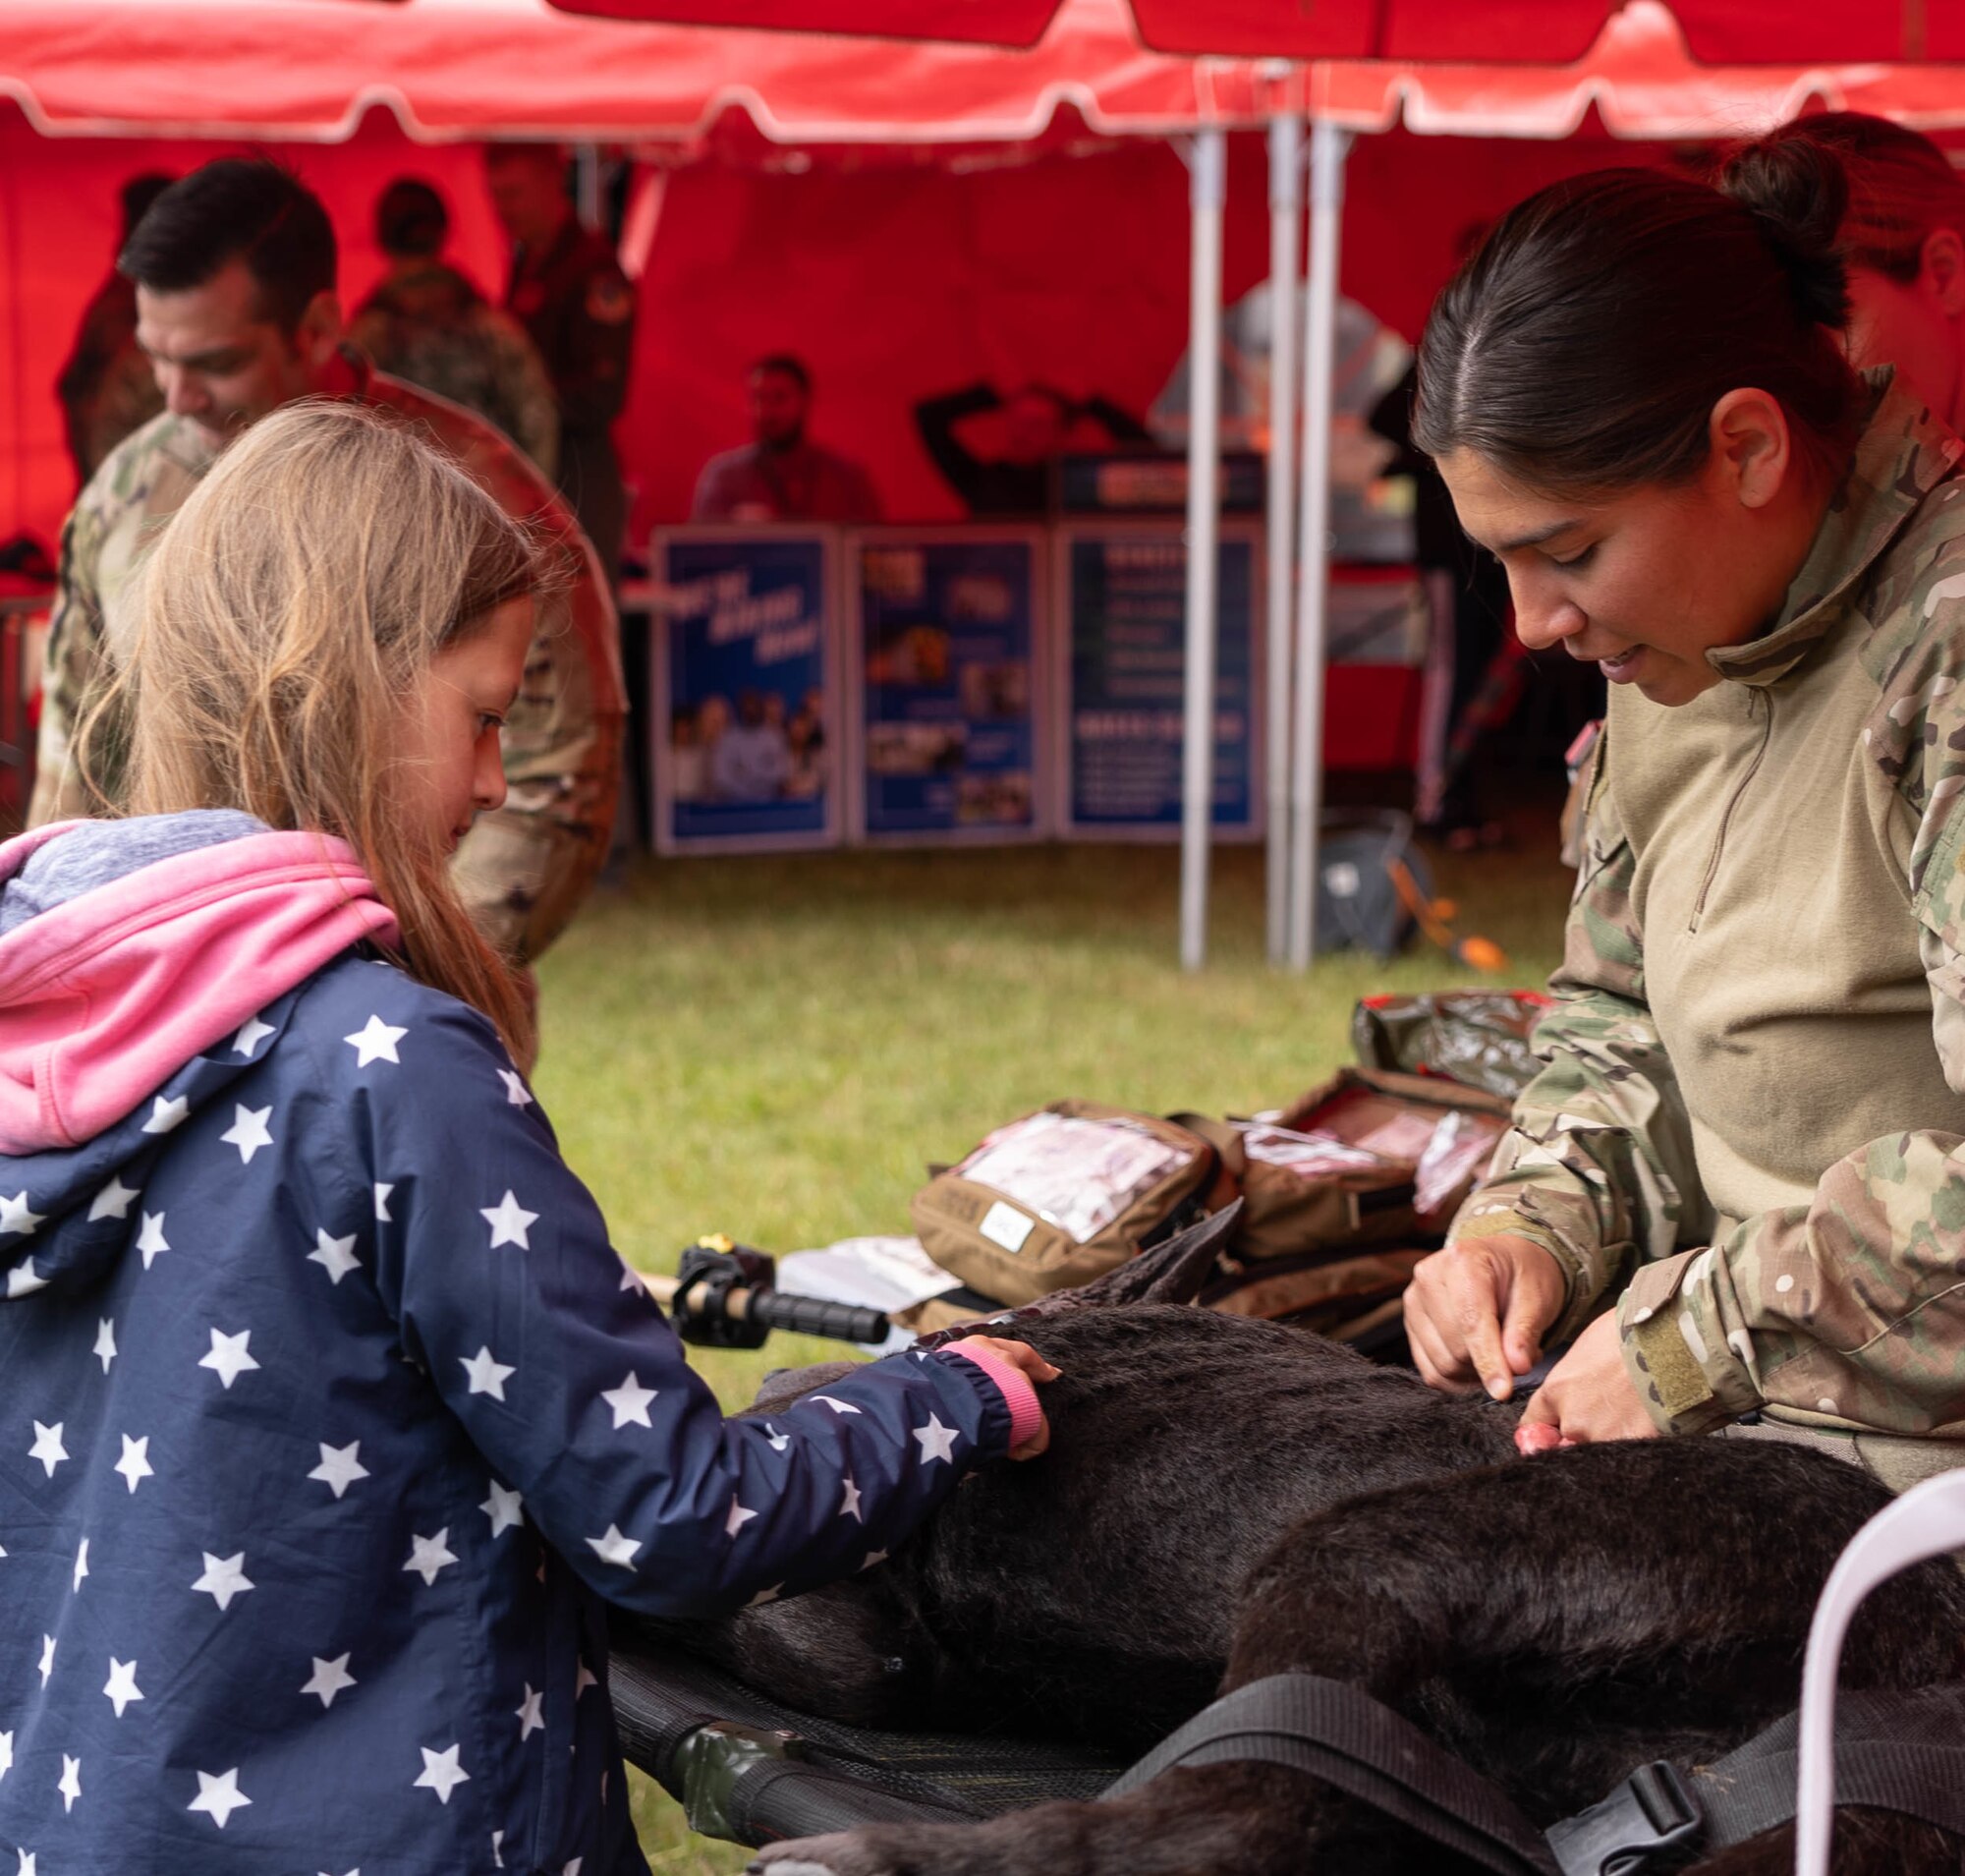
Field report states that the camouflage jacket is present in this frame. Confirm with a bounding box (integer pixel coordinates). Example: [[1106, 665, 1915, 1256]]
[[31, 349, 625, 965], [348, 263, 561, 482], [1454, 374, 1965, 1440]]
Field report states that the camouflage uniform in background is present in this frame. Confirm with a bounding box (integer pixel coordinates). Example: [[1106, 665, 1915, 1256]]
[[1454, 371, 1965, 1456], [348, 262, 561, 482], [54, 272, 164, 490], [31, 347, 625, 968]]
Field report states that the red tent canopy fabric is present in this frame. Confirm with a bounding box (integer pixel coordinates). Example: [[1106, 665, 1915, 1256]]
[[542, 0, 1965, 65]]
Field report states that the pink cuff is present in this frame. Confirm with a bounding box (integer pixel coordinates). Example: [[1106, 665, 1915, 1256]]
[[942, 1343, 1043, 1451]]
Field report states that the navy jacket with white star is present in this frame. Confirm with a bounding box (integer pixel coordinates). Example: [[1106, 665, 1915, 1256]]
[[0, 818, 1019, 1875]]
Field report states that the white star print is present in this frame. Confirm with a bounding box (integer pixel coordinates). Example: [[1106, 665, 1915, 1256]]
[[232, 1012, 275, 1057], [747, 1584, 783, 1607], [765, 1424, 791, 1452], [861, 1549, 890, 1571], [87, 1176, 139, 1222], [193, 1552, 253, 1611], [413, 1744, 470, 1805], [586, 1525, 641, 1570], [460, 1346, 515, 1400], [599, 1372, 657, 1428], [0, 1191, 42, 1236], [564, 1861, 583, 1876], [810, 1394, 863, 1416], [309, 1442, 369, 1500], [404, 1530, 459, 1587], [28, 1421, 67, 1478], [93, 1319, 117, 1374], [343, 1015, 407, 1067], [73, 1539, 88, 1592], [308, 1228, 361, 1285], [497, 1069, 534, 1108], [198, 1328, 260, 1390], [481, 1480, 525, 1538], [374, 1183, 394, 1222], [141, 1094, 190, 1134], [516, 1683, 544, 1739], [480, 1190, 538, 1250], [301, 1654, 357, 1709], [839, 1477, 864, 1522], [912, 1414, 959, 1464], [103, 1658, 142, 1718], [221, 1105, 274, 1164], [135, 1211, 170, 1269], [492, 1830, 506, 1868], [726, 1498, 758, 1539], [57, 1756, 79, 1814], [188, 1767, 252, 1829], [0, 1730, 11, 1782], [6, 1262, 45, 1298], [37, 1635, 54, 1686], [115, 1434, 153, 1495], [575, 1660, 598, 1698], [17, 1851, 33, 1876]]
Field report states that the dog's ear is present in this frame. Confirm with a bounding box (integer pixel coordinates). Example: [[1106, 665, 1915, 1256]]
[[1020, 1199, 1242, 1315]]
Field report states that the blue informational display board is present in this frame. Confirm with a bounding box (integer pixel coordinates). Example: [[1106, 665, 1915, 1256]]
[[849, 531, 1045, 843], [652, 531, 840, 854], [1055, 524, 1262, 838]]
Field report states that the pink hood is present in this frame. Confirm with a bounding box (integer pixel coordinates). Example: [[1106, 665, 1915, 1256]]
[[0, 821, 400, 1154]]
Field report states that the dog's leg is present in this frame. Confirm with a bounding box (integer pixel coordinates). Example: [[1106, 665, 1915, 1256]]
[[746, 1764, 1488, 1876]]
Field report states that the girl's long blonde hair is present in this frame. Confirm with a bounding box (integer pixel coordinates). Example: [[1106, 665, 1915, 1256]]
[[87, 399, 558, 1063]]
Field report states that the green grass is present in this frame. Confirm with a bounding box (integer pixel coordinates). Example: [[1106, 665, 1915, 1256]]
[[529, 823, 1572, 1867]]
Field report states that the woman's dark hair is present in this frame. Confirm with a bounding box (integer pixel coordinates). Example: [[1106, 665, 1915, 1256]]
[[1414, 148, 1866, 495], [375, 178, 450, 260]]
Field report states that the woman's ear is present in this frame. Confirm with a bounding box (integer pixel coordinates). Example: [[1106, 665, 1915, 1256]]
[[1707, 387, 1794, 512], [1920, 228, 1965, 320]]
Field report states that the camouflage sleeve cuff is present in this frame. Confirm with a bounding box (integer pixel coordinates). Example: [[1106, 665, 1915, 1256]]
[[1449, 1197, 1616, 1345], [1616, 1250, 1765, 1437]]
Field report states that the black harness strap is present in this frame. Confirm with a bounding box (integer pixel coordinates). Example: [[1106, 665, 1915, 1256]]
[[1099, 1674, 1560, 1876], [1101, 1676, 1965, 1876]]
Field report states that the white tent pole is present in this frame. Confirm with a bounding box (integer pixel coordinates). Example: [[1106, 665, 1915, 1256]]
[[1286, 118, 1351, 971], [1179, 127, 1227, 973], [1264, 113, 1304, 966]]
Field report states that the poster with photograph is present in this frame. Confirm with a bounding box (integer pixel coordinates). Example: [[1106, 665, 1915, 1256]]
[[850, 531, 1044, 843], [1055, 524, 1261, 838], [653, 531, 839, 853]]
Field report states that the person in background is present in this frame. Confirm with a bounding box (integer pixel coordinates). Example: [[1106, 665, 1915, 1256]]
[[0, 398, 1054, 1874], [692, 353, 881, 523], [485, 142, 636, 580], [31, 158, 625, 1018], [709, 687, 792, 802], [913, 380, 1151, 517], [54, 172, 175, 490], [348, 177, 560, 480]]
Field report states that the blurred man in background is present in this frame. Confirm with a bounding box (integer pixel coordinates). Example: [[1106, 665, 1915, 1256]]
[[692, 353, 880, 523], [485, 142, 636, 580]]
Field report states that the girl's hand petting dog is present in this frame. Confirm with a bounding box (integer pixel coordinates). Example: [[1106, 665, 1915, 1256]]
[[1516, 1312, 1658, 1450], [961, 1336, 1062, 1460]]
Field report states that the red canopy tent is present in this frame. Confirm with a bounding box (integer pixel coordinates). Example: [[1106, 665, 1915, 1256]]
[[1, 0, 1957, 960]]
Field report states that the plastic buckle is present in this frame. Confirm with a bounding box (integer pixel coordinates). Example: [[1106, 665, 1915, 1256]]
[[1544, 1760, 1703, 1876]]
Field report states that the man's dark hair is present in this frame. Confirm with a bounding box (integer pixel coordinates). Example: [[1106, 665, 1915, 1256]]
[[375, 179, 450, 259], [752, 353, 812, 394], [119, 157, 337, 334], [118, 173, 176, 244]]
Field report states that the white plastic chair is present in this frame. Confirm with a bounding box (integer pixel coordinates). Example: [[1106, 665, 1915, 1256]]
[[1794, 1465, 1965, 1876]]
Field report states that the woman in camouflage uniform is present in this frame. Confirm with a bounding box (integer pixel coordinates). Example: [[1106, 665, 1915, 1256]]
[[1403, 140, 1965, 1488]]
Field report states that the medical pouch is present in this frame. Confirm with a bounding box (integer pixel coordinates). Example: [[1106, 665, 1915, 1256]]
[[910, 1102, 1226, 1305]]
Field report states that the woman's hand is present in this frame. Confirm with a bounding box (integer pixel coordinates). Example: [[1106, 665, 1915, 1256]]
[[1515, 1311, 1658, 1450], [1405, 1233, 1566, 1400], [962, 1336, 1061, 1460]]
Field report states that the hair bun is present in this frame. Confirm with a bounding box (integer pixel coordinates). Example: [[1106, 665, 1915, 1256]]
[[1717, 134, 1852, 330]]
